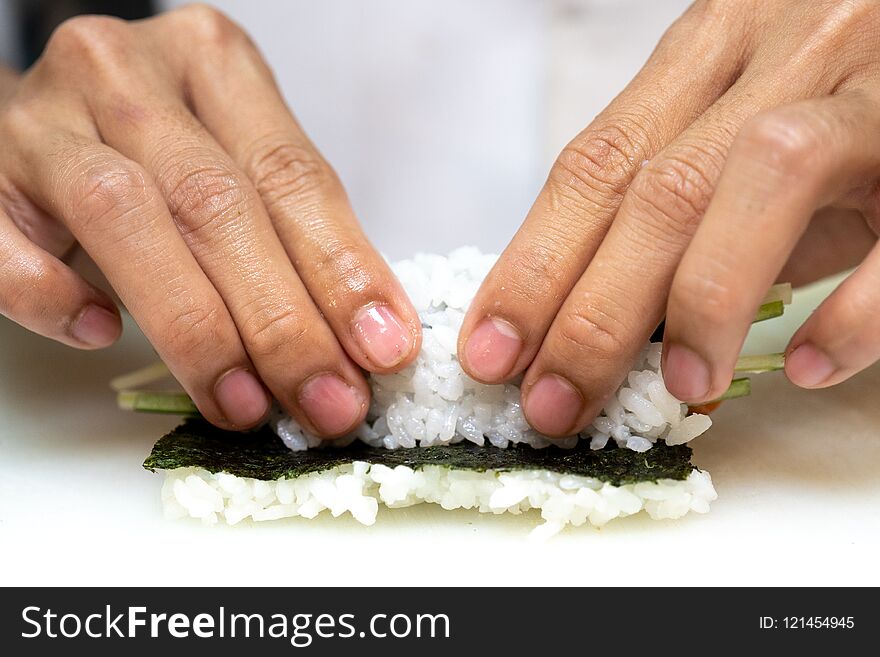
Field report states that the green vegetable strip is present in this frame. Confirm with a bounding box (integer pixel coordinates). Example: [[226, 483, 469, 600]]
[[116, 343, 784, 418], [761, 282, 793, 306], [117, 390, 199, 415], [753, 299, 785, 323], [118, 361, 773, 416], [111, 362, 171, 392], [123, 377, 753, 419], [713, 377, 751, 402], [734, 352, 785, 373]]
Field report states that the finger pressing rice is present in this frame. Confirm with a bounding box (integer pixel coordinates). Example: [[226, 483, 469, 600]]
[[273, 248, 709, 453]]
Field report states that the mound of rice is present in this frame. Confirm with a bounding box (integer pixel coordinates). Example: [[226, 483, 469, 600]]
[[161, 463, 717, 539], [275, 247, 711, 453]]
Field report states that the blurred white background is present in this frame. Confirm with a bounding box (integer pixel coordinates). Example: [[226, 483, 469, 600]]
[[4, 2, 880, 587], [157, 0, 692, 258]]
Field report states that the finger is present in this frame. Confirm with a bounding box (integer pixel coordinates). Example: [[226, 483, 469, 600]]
[[6, 133, 269, 430], [521, 90, 802, 435], [665, 89, 880, 402], [0, 204, 121, 348], [458, 3, 751, 385], [519, 45, 851, 436], [785, 242, 880, 388], [147, 5, 421, 373], [86, 79, 368, 437]]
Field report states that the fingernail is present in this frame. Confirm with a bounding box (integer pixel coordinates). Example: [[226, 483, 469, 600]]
[[663, 343, 711, 402], [523, 374, 583, 436], [299, 373, 366, 435], [215, 369, 271, 428], [72, 304, 121, 347], [464, 317, 522, 381], [352, 305, 413, 368], [786, 343, 835, 388]]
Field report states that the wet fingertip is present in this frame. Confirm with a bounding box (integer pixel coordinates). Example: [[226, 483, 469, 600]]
[[352, 303, 418, 371], [522, 373, 584, 437], [462, 316, 523, 383]]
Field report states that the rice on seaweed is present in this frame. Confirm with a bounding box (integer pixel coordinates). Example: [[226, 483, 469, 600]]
[[146, 420, 716, 538], [138, 249, 790, 536]]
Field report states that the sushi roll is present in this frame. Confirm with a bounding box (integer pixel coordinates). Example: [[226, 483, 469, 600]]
[[138, 248, 774, 537], [146, 420, 717, 539]]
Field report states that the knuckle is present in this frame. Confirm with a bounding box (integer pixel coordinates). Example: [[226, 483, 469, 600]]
[[71, 160, 152, 227], [501, 235, 581, 306], [173, 3, 244, 48], [163, 163, 249, 236], [818, 0, 878, 39], [628, 153, 716, 243], [242, 306, 310, 361], [247, 139, 331, 205], [553, 301, 628, 362], [670, 272, 736, 327], [313, 238, 369, 287], [45, 15, 129, 64], [656, 2, 752, 79], [738, 111, 822, 178], [164, 304, 225, 365], [0, 102, 40, 138], [551, 123, 644, 204], [773, 2, 880, 85]]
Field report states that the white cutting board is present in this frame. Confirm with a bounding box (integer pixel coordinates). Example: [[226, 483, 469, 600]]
[[1, 274, 878, 586]]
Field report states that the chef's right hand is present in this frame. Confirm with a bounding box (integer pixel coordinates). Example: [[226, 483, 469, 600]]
[[458, 0, 880, 437], [0, 5, 421, 435]]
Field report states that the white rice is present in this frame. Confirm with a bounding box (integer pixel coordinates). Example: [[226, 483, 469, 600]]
[[274, 247, 709, 452], [161, 464, 717, 539]]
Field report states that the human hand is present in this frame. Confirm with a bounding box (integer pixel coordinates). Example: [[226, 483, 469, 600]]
[[0, 5, 421, 435], [458, 0, 880, 436]]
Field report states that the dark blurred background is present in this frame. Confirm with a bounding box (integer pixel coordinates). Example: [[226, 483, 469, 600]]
[[3, 0, 154, 69]]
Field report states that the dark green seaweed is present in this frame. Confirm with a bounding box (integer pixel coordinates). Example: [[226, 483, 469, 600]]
[[144, 419, 696, 486]]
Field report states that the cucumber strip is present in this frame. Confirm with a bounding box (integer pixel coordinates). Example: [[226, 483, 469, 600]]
[[116, 354, 780, 419], [761, 282, 793, 305], [111, 362, 171, 392], [714, 377, 751, 401], [734, 352, 785, 373], [753, 299, 785, 323], [117, 390, 200, 416]]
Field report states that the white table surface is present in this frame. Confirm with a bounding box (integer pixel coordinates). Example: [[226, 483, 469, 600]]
[[1, 275, 878, 587]]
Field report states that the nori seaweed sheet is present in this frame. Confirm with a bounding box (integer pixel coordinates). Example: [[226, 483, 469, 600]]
[[144, 419, 696, 486]]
